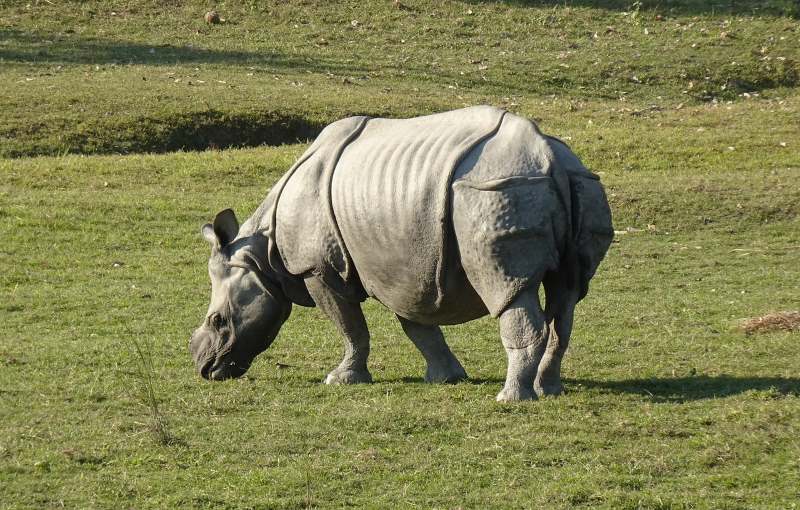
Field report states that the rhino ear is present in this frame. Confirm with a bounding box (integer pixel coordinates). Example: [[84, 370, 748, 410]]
[[201, 209, 239, 248], [201, 223, 217, 245]]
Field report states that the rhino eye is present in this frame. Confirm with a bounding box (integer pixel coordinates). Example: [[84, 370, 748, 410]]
[[209, 312, 225, 330]]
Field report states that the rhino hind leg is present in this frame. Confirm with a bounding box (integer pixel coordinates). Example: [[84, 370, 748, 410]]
[[535, 273, 579, 396], [397, 316, 467, 383], [496, 286, 549, 402], [306, 278, 373, 385]]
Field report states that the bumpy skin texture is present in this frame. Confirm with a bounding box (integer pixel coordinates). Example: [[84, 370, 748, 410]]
[[191, 106, 613, 401]]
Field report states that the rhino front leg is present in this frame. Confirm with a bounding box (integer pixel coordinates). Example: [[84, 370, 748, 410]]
[[397, 316, 467, 383], [306, 278, 372, 385], [496, 287, 549, 402]]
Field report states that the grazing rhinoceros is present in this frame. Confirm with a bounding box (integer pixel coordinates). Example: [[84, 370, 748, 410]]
[[189, 106, 613, 401]]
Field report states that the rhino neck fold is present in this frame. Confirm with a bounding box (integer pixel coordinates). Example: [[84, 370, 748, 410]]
[[236, 218, 315, 308]]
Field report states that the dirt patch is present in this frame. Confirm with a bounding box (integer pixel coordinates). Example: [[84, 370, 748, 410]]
[[741, 311, 800, 335]]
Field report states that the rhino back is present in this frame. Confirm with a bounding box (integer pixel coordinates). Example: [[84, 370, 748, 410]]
[[331, 106, 505, 321]]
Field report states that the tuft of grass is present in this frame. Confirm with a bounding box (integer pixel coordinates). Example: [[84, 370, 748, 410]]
[[304, 469, 313, 510], [129, 337, 177, 446]]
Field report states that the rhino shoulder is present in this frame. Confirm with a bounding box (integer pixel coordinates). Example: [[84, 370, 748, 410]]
[[273, 115, 371, 301], [310, 115, 371, 150]]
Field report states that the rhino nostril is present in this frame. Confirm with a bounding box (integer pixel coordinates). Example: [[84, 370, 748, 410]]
[[199, 358, 214, 379]]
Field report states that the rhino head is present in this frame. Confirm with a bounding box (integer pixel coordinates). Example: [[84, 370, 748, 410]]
[[189, 209, 292, 380]]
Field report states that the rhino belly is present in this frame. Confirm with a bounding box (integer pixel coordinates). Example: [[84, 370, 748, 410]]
[[330, 107, 503, 323]]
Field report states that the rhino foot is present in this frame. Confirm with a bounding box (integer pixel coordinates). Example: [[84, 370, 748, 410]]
[[534, 380, 563, 397], [324, 368, 373, 385], [496, 384, 536, 402], [425, 363, 468, 384]]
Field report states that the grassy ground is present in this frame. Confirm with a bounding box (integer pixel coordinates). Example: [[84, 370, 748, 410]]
[[1, 145, 799, 508], [2, 1, 800, 509], [1, 0, 799, 156]]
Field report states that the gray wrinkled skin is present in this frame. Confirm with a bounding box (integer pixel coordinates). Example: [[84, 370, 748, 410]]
[[189, 106, 613, 401]]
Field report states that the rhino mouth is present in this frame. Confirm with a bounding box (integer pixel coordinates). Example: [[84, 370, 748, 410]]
[[200, 355, 249, 381], [199, 357, 216, 380]]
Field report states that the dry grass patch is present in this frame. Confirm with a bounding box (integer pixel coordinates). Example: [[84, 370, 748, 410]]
[[741, 311, 800, 335]]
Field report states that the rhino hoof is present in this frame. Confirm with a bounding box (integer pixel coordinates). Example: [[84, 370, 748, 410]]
[[496, 385, 536, 402], [324, 369, 373, 385], [425, 365, 468, 384], [534, 381, 563, 397]]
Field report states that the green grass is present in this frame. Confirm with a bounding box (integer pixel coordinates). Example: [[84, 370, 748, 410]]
[[2, 139, 799, 508], [1, 0, 799, 156], [2, 1, 800, 508]]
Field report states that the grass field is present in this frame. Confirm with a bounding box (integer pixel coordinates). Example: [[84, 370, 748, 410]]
[[2, 0, 799, 156], [2, 1, 800, 508]]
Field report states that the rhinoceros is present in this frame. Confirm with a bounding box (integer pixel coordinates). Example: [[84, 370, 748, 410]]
[[189, 106, 613, 401]]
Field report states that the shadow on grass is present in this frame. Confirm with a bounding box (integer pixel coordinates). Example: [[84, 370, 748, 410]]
[[382, 375, 800, 402], [90, 109, 327, 155], [567, 375, 800, 402], [0, 28, 375, 73], [0, 28, 509, 92], [464, 0, 799, 17], [0, 107, 328, 158]]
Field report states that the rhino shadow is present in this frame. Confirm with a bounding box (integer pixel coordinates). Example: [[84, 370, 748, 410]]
[[566, 375, 800, 402], [374, 375, 800, 403]]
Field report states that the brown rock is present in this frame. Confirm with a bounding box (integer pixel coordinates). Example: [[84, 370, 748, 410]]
[[204, 10, 220, 24]]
